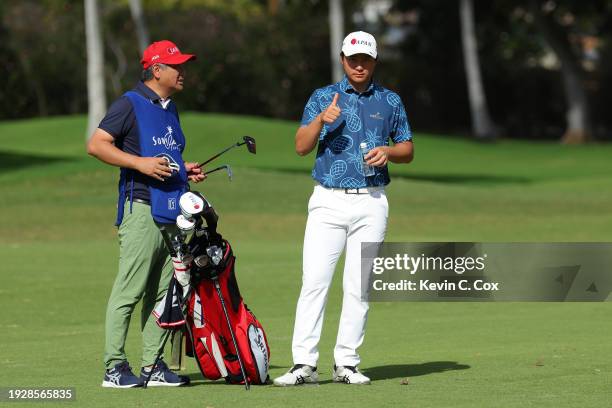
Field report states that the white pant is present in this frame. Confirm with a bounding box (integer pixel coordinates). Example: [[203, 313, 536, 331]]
[[292, 184, 388, 367]]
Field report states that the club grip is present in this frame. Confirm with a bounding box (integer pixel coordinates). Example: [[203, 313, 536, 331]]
[[160, 227, 178, 257]]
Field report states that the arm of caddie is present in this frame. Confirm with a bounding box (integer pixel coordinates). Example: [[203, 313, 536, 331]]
[[365, 141, 414, 167], [86, 128, 172, 181], [295, 93, 341, 156]]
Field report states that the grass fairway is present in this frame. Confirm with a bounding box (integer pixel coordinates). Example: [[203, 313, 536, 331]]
[[0, 113, 610, 407]]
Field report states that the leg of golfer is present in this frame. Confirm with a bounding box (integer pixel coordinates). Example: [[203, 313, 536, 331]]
[[292, 186, 348, 367], [334, 191, 388, 367], [285, 186, 387, 385]]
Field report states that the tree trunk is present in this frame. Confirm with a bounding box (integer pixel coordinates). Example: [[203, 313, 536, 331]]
[[329, 0, 344, 83], [128, 0, 149, 54], [530, 1, 591, 144], [85, 0, 107, 141], [459, 0, 497, 140], [267, 0, 285, 15]]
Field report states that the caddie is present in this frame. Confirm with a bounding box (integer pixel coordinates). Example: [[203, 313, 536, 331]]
[[274, 31, 414, 386], [87, 40, 204, 388]]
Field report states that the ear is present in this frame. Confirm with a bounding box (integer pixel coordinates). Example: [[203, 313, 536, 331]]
[[152, 64, 163, 79]]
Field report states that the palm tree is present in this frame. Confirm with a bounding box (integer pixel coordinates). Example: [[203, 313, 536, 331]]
[[459, 0, 497, 140], [529, 1, 591, 144], [85, 0, 106, 140], [128, 0, 149, 54], [329, 0, 344, 83]]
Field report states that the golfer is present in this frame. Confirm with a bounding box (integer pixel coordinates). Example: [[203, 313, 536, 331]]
[[274, 31, 414, 386], [87, 40, 204, 388]]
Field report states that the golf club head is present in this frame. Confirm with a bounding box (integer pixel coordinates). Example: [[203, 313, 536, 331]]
[[179, 191, 209, 219], [242, 136, 256, 154], [176, 214, 196, 234], [203, 165, 232, 181]]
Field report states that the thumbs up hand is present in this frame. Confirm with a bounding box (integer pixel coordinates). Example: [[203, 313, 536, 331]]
[[319, 93, 341, 125]]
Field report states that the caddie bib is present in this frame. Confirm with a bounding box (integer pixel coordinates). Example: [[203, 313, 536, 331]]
[[115, 91, 188, 225]]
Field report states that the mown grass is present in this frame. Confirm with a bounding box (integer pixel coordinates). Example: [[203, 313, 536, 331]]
[[0, 113, 610, 407]]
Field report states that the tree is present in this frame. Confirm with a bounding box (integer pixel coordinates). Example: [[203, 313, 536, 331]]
[[329, 0, 344, 83], [529, 0, 592, 144], [85, 0, 106, 141], [459, 0, 497, 140], [128, 0, 149, 53]]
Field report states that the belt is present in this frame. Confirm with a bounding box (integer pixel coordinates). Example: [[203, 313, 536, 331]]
[[127, 197, 151, 205], [319, 184, 384, 195], [343, 188, 373, 194]]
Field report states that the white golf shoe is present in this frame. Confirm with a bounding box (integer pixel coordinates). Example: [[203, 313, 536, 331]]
[[332, 365, 371, 385], [273, 364, 318, 386]]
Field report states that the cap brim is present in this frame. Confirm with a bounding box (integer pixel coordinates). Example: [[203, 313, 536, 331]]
[[342, 46, 377, 59], [159, 53, 197, 65]]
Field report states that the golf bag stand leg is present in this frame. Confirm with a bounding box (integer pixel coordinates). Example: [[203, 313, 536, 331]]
[[143, 329, 172, 388], [213, 278, 250, 390], [170, 330, 184, 370]]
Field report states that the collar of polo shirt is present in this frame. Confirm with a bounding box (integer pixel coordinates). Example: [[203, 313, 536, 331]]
[[138, 81, 172, 109], [340, 76, 375, 95]]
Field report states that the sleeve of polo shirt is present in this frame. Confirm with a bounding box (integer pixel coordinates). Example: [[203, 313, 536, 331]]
[[98, 96, 134, 143], [300, 91, 322, 127], [390, 96, 412, 144]]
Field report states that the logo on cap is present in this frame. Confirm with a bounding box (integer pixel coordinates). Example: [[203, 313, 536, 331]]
[[351, 38, 357, 45]]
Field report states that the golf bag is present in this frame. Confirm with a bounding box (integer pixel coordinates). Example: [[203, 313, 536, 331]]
[[154, 191, 270, 387], [186, 237, 270, 385]]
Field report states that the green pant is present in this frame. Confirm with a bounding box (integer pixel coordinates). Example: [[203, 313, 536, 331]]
[[104, 201, 176, 369]]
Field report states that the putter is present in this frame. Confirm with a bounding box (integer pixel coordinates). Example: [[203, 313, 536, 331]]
[[204, 165, 233, 181], [196, 136, 256, 169]]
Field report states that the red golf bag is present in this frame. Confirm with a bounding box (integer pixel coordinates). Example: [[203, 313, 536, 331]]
[[185, 238, 270, 385]]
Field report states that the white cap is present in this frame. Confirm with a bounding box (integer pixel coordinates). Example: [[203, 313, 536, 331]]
[[341, 31, 377, 59]]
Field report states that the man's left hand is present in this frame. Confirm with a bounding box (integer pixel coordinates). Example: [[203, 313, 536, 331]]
[[365, 147, 389, 167], [185, 162, 206, 183]]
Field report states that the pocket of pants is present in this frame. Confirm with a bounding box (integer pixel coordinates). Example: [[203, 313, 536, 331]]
[[381, 192, 389, 219], [307, 192, 318, 212]]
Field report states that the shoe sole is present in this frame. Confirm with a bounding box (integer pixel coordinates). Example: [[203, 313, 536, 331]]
[[101, 381, 141, 388], [144, 381, 188, 387], [332, 378, 371, 385], [273, 381, 319, 387]]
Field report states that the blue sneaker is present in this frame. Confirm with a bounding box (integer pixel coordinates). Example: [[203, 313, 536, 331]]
[[102, 361, 143, 388], [141, 360, 190, 387]]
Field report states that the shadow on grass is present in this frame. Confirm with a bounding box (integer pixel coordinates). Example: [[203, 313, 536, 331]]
[[271, 167, 531, 185], [0, 150, 75, 172], [363, 361, 470, 382], [183, 361, 470, 386]]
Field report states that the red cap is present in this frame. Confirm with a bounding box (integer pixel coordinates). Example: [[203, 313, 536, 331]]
[[141, 40, 196, 69]]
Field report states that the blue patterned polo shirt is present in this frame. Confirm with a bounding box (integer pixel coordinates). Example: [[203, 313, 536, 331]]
[[300, 76, 412, 188]]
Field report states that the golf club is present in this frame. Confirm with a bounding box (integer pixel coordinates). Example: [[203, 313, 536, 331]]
[[204, 165, 233, 181], [144, 227, 206, 389], [196, 136, 256, 169], [213, 278, 251, 390]]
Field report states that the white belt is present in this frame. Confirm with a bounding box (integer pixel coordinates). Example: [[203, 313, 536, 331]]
[[317, 184, 384, 195]]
